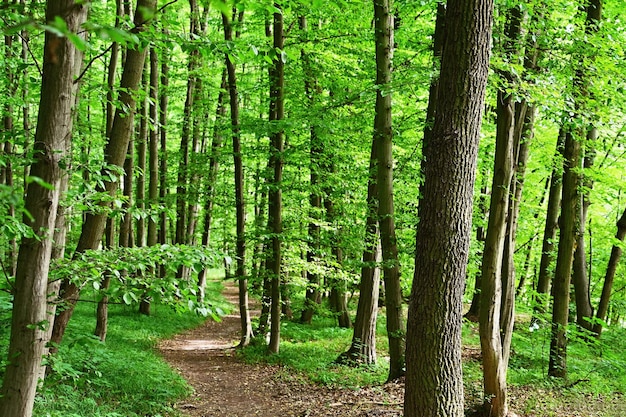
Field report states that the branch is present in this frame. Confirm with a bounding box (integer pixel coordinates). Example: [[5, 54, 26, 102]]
[[74, 43, 114, 84], [17, 30, 43, 77]]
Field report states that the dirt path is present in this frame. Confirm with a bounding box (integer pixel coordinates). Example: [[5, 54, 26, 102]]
[[158, 283, 403, 417]]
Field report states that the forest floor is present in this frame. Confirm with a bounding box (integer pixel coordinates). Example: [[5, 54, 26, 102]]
[[159, 282, 624, 417], [158, 282, 404, 417]]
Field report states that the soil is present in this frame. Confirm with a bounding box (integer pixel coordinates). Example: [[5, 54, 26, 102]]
[[158, 283, 403, 417]]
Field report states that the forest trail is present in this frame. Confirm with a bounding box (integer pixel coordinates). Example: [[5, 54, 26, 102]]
[[158, 281, 403, 417]]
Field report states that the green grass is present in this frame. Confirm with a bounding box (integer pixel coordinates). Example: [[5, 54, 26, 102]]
[[241, 298, 626, 416], [0, 274, 229, 417], [240, 310, 390, 388]]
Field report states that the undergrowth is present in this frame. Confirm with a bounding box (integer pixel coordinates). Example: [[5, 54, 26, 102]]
[[0, 275, 229, 417]]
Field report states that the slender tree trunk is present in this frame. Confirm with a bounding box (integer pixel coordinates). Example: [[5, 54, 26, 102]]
[[572, 127, 597, 330], [373, 0, 404, 381], [0, 3, 87, 416], [325, 190, 352, 329], [404, 0, 493, 415], [267, 4, 285, 354], [532, 130, 565, 323], [337, 145, 381, 365], [136, 61, 148, 243], [223, 9, 253, 347], [147, 46, 159, 247], [549, 0, 601, 378], [50, 0, 156, 349], [158, 32, 169, 248], [593, 207, 626, 336], [175, 0, 201, 246], [299, 15, 323, 324], [198, 70, 227, 301]]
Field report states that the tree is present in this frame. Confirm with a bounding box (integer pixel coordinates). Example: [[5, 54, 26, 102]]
[[223, 7, 253, 347], [373, 0, 404, 381], [51, 0, 157, 349], [404, 0, 494, 415], [267, 3, 285, 354], [0, 2, 87, 416], [594, 206, 626, 336], [549, 0, 602, 378], [479, 6, 522, 416]]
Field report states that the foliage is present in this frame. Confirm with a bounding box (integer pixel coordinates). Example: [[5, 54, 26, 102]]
[[51, 245, 225, 318], [0, 277, 227, 417]]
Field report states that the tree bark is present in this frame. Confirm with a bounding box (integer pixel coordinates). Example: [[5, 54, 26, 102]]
[[0, 2, 87, 416], [404, 0, 494, 415], [50, 0, 156, 348]]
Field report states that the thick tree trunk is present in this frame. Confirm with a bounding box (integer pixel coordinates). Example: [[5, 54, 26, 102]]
[[404, 0, 493, 415], [267, 5, 285, 354], [593, 207, 626, 336], [0, 3, 87, 416], [373, 0, 404, 381], [50, 0, 156, 348]]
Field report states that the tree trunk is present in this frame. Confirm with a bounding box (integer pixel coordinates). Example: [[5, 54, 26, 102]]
[[158, 32, 169, 248], [336, 147, 381, 365], [198, 70, 227, 301], [223, 9, 253, 347], [532, 129, 565, 324], [147, 46, 159, 248], [478, 9, 520, 414], [50, 0, 156, 349], [0, 2, 87, 416], [299, 15, 323, 324], [404, 0, 493, 415], [593, 207, 626, 336], [136, 62, 148, 248], [325, 191, 352, 329], [373, 0, 404, 381], [548, 0, 601, 378], [267, 4, 285, 354], [175, 0, 201, 246]]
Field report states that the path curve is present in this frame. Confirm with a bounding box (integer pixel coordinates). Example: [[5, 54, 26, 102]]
[[158, 282, 403, 417]]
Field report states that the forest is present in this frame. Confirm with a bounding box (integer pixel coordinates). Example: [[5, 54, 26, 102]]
[[0, 0, 625, 416]]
